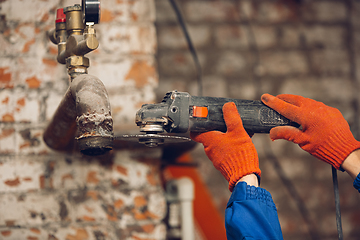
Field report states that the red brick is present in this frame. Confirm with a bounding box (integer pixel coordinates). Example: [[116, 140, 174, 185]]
[[0, 67, 13, 88], [25, 76, 41, 89], [4, 177, 21, 187], [100, 9, 116, 22], [116, 165, 128, 175], [86, 171, 99, 184], [65, 228, 89, 240], [1, 230, 12, 236], [134, 195, 147, 208], [22, 39, 35, 53], [125, 60, 157, 88]]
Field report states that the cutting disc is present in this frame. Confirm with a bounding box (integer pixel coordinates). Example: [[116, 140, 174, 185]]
[[118, 134, 191, 147]]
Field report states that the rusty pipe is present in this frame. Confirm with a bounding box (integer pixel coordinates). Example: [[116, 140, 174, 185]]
[[43, 74, 113, 156]]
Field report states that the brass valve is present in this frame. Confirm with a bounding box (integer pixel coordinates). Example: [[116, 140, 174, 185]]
[[48, 1, 100, 78]]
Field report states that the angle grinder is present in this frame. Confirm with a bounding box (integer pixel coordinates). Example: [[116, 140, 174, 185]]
[[119, 91, 299, 147]]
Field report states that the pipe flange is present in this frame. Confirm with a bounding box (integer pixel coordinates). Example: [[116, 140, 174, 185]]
[[77, 136, 113, 156]]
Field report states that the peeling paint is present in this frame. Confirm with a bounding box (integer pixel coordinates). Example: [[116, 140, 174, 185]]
[[22, 38, 35, 52], [133, 209, 147, 220], [86, 171, 99, 184], [39, 175, 53, 189], [131, 12, 138, 21], [42, 58, 57, 67], [1, 230, 11, 236], [80, 215, 95, 222], [145, 210, 160, 220], [100, 9, 115, 22], [141, 224, 155, 233], [0, 67, 13, 88], [0, 0, 165, 237], [125, 61, 156, 88], [23, 177, 32, 182], [49, 46, 58, 55], [61, 173, 74, 186], [114, 199, 124, 209], [25, 76, 41, 88], [116, 165, 128, 175], [0, 128, 15, 139], [2, 97, 9, 104], [26, 236, 39, 240], [2, 113, 14, 122], [86, 190, 98, 200], [134, 196, 147, 208], [30, 228, 40, 234], [65, 228, 89, 240], [4, 177, 20, 187], [17, 98, 25, 106], [40, 12, 49, 22], [146, 173, 157, 186], [5, 220, 16, 227], [105, 205, 117, 221]]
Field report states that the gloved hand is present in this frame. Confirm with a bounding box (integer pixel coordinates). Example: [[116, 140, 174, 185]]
[[261, 93, 360, 169], [190, 102, 261, 191]]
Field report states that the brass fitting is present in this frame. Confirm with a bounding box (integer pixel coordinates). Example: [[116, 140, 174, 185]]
[[48, 3, 99, 76], [66, 56, 89, 78], [67, 25, 99, 56], [63, 4, 84, 36]]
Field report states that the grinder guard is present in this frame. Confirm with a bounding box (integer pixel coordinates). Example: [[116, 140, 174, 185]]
[[136, 91, 190, 134]]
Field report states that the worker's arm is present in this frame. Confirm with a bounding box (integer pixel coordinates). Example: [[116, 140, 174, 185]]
[[226, 182, 283, 240], [342, 149, 360, 192], [342, 149, 360, 179]]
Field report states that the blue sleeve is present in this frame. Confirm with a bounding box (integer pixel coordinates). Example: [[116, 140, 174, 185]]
[[225, 182, 283, 240], [354, 173, 360, 193]]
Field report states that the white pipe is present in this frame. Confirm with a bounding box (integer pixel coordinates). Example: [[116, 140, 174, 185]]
[[168, 177, 195, 240]]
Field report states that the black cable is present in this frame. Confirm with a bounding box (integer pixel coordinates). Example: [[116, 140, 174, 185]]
[[168, 0, 203, 96], [332, 166, 344, 240]]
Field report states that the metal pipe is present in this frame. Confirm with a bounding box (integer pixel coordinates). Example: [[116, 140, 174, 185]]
[[43, 74, 113, 156]]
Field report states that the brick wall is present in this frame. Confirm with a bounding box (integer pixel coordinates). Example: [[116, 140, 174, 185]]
[[0, 0, 167, 239], [156, 0, 360, 239], [2, 0, 360, 239]]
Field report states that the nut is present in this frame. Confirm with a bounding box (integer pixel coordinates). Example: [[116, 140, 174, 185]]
[[66, 56, 90, 68]]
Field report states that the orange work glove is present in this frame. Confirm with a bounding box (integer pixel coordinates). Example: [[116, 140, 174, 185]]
[[261, 93, 360, 169], [190, 102, 261, 192]]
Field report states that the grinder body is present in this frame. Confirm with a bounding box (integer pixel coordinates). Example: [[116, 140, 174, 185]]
[[136, 91, 298, 135]]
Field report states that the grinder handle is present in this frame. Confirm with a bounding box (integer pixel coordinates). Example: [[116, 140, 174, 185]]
[[189, 97, 299, 135]]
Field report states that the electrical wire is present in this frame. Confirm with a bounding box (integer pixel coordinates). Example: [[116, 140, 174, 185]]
[[332, 166, 344, 240], [168, 0, 203, 96]]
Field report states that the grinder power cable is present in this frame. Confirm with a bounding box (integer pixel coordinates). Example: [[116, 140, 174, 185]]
[[119, 91, 299, 147]]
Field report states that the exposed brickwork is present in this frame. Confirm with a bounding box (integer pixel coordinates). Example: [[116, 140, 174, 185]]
[[2, 0, 360, 239], [156, 0, 360, 239], [0, 0, 166, 239]]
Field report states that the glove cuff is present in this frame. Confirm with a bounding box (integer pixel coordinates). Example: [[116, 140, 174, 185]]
[[313, 130, 360, 169], [215, 143, 261, 192]]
